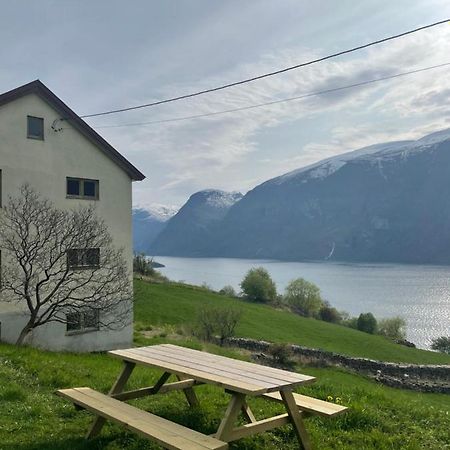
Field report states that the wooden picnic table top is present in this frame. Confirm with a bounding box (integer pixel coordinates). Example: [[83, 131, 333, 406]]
[[109, 344, 315, 395]]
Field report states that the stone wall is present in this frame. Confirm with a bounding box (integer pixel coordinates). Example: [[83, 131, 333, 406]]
[[221, 337, 450, 393]]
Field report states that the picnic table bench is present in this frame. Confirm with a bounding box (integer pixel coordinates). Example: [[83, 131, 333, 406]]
[[57, 344, 347, 449]]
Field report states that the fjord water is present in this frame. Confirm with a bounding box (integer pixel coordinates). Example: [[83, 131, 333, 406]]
[[155, 256, 450, 350]]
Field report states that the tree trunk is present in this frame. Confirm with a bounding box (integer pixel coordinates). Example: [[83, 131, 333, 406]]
[[16, 321, 34, 346]]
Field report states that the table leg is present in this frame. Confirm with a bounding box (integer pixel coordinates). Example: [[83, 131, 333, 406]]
[[241, 402, 256, 423], [215, 392, 246, 441], [280, 389, 312, 450], [86, 361, 136, 439], [176, 374, 200, 407]]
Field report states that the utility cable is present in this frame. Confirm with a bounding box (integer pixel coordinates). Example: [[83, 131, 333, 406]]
[[91, 62, 450, 129], [79, 19, 449, 119]]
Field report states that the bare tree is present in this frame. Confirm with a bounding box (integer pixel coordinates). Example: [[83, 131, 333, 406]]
[[0, 184, 132, 345], [196, 306, 242, 346]]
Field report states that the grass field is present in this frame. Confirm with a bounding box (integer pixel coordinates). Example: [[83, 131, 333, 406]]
[[1, 338, 450, 450], [134, 279, 450, 365], [1, 278, 449, 450]]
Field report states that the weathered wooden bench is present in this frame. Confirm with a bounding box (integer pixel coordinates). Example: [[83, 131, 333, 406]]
[[57, 387, 228, 450], [263, 391, 348, 417]]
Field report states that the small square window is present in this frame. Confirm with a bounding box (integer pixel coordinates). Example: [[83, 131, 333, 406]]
[[66, 312, 82, 332], [67, 179, 80, 196], [83, 180, 96, 198], [27, 116, 44, 140]]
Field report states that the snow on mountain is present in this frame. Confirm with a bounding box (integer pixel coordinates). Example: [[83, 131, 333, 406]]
[[133, 204, 178, 222], [199, 189, 243, 209], [272, 128, 450, 185]]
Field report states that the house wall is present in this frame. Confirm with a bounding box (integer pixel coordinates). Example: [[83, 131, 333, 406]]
[[0, 93, 134, 351]]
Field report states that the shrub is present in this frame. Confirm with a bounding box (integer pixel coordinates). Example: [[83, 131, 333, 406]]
[[378, 316, 406, 340], [357, 313, 377, 334], [319, 304, 342, 323], [196, 306, 242, 345], [240, 267, 277, 303], [284, 278, 324, 317], [267, 343, 293, 367], [431, 336, 450, 354], [219, 285, 237, 297], [133, 253, 155, 276]]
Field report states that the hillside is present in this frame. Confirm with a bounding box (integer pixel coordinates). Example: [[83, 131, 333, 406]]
[[134, 279, 450, 365], [152, 128, 450, 263], [1, 279, 449, 450]]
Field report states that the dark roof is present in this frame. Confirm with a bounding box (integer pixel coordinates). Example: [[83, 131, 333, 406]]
[[0, 80, 145, 181]]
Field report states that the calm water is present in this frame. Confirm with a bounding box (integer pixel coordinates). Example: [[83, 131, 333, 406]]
[[154, 256, 450, 350]]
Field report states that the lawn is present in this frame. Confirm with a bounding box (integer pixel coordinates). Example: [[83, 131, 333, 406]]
[[1, 339, 449, 450], [134, 279, 450, 365]]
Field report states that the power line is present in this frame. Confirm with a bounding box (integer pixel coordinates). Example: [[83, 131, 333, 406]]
[[80, 19, 449, 119], [91, 62, 450, 129]]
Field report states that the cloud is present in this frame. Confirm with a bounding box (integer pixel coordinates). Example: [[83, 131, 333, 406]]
[[83, 16, 450, 206]]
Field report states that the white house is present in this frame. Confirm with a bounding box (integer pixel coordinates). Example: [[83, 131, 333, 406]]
[[0, 80, 145, 352]]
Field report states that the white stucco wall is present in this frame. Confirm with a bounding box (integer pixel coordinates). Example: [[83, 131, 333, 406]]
[[0, 92, 135, 351]]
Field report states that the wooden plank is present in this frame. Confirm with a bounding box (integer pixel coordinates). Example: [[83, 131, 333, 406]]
[[215, 393, 246, 442], [125, 346, 313, 393], [241, 402, 256, 423], [109, 349, 267, 394], [226, 414, 290, 441], [130, 346, 286, 388], [280, 389, 312, 450], [147, 345, 314, 387], [263, 392, 348, 417], [161, 344, 314, 384], [57, 388, 228, 450], [112, 379, 203, 401], [87, 360, 135, 439], [177, 375, 200, 408]]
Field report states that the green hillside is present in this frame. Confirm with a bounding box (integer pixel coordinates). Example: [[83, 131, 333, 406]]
[[134, 279, 450, 365]]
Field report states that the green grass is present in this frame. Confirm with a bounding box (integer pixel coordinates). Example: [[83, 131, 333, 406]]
[[134, 279, 450, 365], [2, 279, 449, 449], [1, 339, 449, 450]]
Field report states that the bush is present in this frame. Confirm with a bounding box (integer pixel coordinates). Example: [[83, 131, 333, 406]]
[[378, 317, 406, 340], [240, 267, 277, 303], [284, 278, 324, 317], [219, 285, 237, 297], [196, 306, 242, 345], [319, 304, 342, 323], [267, 343, 293, 367], [133, 253, 155, 276], [357, 313, 377, 334], [431, 336, 450, 354]]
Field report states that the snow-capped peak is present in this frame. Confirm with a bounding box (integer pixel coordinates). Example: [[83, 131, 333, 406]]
[[194, 189, 243, 209], [272, 127, 450, 185], [133, 204, 179, 222]]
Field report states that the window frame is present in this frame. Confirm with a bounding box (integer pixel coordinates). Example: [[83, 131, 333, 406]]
[[66, 309, 100, 335], [67, 248, 100, 270], [27, 115, 44, 140], [66, 177, 99, 200]]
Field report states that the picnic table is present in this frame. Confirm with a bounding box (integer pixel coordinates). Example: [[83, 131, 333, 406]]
[[58, 344, 347, 450]]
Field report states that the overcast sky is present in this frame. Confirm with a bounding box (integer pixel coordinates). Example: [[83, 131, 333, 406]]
[[1, 1, 449, 208]]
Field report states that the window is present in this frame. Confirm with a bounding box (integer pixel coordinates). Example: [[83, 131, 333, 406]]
[[27, 116, 44, 140], [66, 310, 100, 334], [66, 177, 99, 199], [67, 248, 100, 269]]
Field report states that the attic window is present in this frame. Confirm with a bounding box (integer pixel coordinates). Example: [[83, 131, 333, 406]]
[[27, 116, 44, 140]]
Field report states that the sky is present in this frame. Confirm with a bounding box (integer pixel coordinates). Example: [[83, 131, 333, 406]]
[[1, 1, 449, 208]]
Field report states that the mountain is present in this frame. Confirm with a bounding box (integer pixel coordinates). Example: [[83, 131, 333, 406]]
[[151, 128, 450, 264], [151, 190, 243, 256], [132, 205, 178, 254]]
